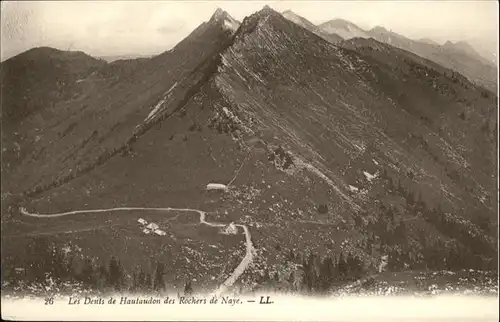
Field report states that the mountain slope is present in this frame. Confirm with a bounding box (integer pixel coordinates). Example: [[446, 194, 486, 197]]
[[2, 6, 497, 294], [282, 10, 343, 44], [1, 9, 239, 201]]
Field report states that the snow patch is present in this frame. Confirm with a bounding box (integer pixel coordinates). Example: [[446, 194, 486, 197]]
[[378, 255, 389, 273], [145, 82, 178, 122], [363, 171, 378, 182], [348, 185, 359, 192], [223, 18, 239, 32], [294, 158, 360, 211]]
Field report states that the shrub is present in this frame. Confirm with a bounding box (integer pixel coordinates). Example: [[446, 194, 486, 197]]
[[318, 204, 328, 214]]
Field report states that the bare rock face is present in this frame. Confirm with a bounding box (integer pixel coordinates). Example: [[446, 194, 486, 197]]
[[378, 255, 389, 273]]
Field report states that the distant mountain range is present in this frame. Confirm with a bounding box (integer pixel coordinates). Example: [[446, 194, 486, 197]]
[[318, 18, 371, 40], [1, 6, 497, 296], [282, 10, 343, 44], [99, 54, 154, 63], [283, 10, 497, 92]]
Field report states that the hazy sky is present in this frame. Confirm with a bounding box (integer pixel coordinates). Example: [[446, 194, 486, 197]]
[[1, 0, 498, 61]]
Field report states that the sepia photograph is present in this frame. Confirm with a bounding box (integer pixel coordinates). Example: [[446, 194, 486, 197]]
[[1, 0, 498, 320]]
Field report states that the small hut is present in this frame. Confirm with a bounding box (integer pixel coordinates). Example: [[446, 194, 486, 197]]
[[154, 229, 166, 236], [206, 183, 228, 191]]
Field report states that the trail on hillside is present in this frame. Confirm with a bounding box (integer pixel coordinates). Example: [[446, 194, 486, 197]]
[[19, 206, 255, 295]]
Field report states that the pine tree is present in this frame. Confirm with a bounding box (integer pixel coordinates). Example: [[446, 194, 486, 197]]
[[107, 256, 124, 290], [346, 253, 356, 279], [319, 256, 334, 292], [303, 253, 316, 292], [138, 269, 146, 291], [337, 252, 348, 280], [287, 272, 294, 286], [184, 280, 193, 296], [145, 273, 152, 290], [51, 246, 68, 281], [96, 264, 108, 289], [153, 262, 166, 292], [130, 271, 138, 292], [80, 258, 95, 287], [118, 260, 126, 289], [26, 236, 52, 283]]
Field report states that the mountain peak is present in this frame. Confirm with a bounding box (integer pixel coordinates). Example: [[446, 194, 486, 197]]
[[444, 40, 474, 50], [370, 26, 388, 34], [258, 4, 281, 17], [210, 8, 230, 22], [282, 9, 304, 21], [442, 40, 482, 59], [208, 8, 240, 32]]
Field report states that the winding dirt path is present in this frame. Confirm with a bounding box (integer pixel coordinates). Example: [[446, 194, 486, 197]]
[[19, 206, 255, 295]]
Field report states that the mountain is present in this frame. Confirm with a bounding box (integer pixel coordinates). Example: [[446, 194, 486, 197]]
[[2, 6, 497, 295], [419, 38, 440, 46], [282, 10, 343, 44], [442, 40, 492, 65], [316, 19, 497, 92], [0, 47, 108, 184], [367, 26, 497, 92], [467, 38, 498, 65], [0, 47, 107, 124], [318, 18, 370, 40], [1, 8, 239, 199], [420, 38, 497, 66], [99, 54, 153, 63]]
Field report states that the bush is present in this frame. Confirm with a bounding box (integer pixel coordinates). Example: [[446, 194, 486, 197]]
[[318, 204, 328, 214], [481, 91, 490, 99]]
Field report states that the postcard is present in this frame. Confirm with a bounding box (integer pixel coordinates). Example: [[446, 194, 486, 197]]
[[1, 1, 498, 321]]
